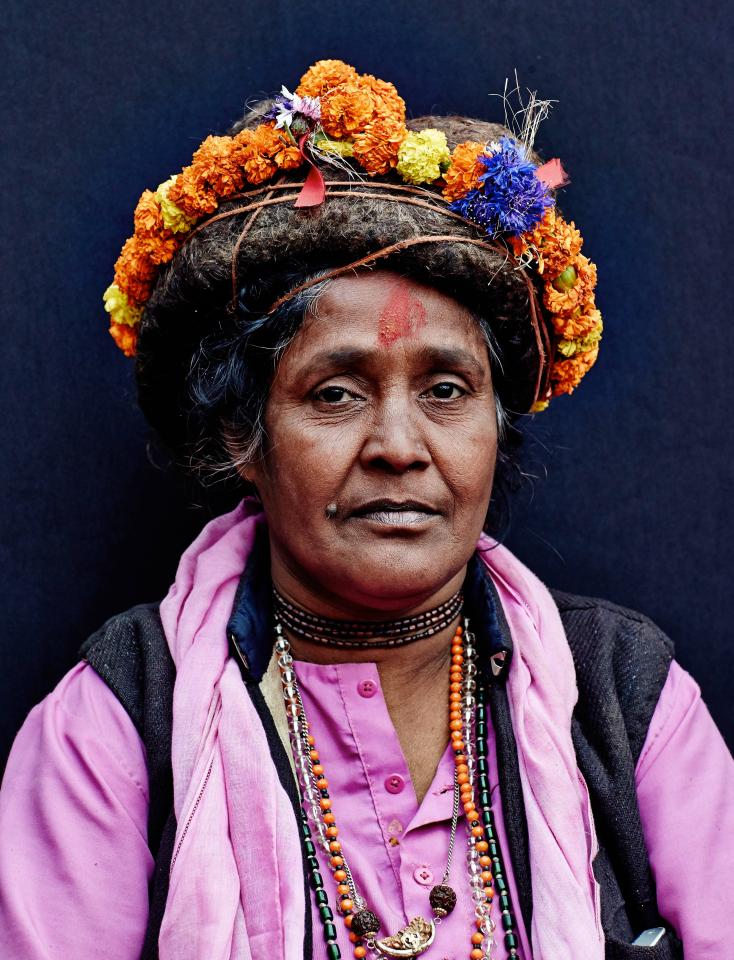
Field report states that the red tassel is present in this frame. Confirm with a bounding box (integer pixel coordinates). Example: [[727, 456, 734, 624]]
[[536, 158, 569, 190], [294, 133, 326, 208]]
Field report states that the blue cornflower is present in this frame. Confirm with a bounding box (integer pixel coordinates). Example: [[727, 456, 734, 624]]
[[450, 136, 553, 236]]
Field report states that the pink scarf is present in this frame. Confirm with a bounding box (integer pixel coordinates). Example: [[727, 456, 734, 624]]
[[157, 499, 604, 959]]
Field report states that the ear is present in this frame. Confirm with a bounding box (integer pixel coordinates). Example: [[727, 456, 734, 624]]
[[222, 429, 263, 488]]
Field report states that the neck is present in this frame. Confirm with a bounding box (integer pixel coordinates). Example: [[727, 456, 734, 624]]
[[275, 564, 466, 670], [275, 571, 466, 804]]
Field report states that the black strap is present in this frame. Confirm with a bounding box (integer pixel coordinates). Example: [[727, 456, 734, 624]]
[[487, 681, 534, 937], [550, 590, 673, 936], [463, 555, 534, 937]]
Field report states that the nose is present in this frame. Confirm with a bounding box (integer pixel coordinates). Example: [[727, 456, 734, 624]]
[[359, 399, 431, 474]]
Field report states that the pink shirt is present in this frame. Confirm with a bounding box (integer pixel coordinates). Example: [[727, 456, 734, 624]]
[[0, 656, 732, 959]]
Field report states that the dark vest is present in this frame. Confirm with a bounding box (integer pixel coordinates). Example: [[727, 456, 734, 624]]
[[80, 541, 684, 960]]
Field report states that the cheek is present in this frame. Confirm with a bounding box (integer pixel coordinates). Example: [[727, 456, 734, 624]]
[[259, 407, 354, 508], [436, 416, 497, 513]]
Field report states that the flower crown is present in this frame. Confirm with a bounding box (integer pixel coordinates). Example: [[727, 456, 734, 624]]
[[103, 59, 602, 413]]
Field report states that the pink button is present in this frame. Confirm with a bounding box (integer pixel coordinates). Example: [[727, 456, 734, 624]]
[[357, 678, 378, 698], [413, 865, 434, 886], [385, 774, 405, 794]]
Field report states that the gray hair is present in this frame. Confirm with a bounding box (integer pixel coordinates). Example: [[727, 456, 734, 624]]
[[187, 270, 510, 488]]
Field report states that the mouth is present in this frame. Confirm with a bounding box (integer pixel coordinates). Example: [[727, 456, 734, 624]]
[[349, 499, 441, 528]]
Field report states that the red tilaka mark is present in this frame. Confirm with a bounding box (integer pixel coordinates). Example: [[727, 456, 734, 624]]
[[377, 279, 427, 347]]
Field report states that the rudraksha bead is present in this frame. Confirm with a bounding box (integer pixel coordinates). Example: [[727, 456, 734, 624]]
[[429, 884, 457, 917], [350, 909, 381, 937]]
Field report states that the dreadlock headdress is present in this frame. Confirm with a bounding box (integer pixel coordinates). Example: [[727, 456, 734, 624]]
[[104, 59, 602, 413]]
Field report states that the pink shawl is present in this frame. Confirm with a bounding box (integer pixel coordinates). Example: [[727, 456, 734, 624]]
[[157, 499, 604, 959]]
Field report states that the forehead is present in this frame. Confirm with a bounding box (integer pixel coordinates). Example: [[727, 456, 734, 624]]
[[294, 270, 487, 357]]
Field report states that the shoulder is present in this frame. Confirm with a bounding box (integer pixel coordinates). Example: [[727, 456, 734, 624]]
[[2, 660, 149, 806], [0, 661, 153, 959], [548, 587, 675, 762], [79, 601, 175, 738], [78, 601, 176, 845], [549, 586, 674, 669]]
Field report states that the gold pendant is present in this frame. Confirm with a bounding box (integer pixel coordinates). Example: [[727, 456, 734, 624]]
[[373, 916, 436, 958]]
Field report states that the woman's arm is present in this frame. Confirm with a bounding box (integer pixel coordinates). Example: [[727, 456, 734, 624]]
[[635, 659, 734, 956], [0, 661, 154, 959]]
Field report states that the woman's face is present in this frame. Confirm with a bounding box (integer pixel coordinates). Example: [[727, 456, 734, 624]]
[[245, 270, 499, 615]]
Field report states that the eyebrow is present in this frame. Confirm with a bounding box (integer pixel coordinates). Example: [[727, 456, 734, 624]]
[[303, 345, 487, 380]]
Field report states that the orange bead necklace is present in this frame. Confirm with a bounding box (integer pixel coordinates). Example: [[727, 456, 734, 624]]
[[275, 614, 521, 960]]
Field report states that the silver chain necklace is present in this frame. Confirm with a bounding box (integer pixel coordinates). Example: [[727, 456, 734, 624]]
[[274, 613, 503, 959]]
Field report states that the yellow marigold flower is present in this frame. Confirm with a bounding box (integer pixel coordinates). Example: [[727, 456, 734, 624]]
[[297, 59, 360, 98], [191, 135, 246, 197], [168, 165, 218, 219], [155, 176, 197, 234], [352, 115, 407, 175], [396, 129, 451, 185], [313, 136, 355, 158], [551, 344, 599, 396], [113, 235, 157, 305], [320, 82, 375, 139], [109, 320, 139, 358], [103, 283, 142, 328], [360, 74, 406, 123], [556, 316, 604, 357], [442, 142, 488, 201], [529, 398, 551, 413]]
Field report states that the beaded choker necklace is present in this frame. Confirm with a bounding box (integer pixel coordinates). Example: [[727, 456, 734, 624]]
[[272, 589, 463, 649], [274, 614, 523, 959]]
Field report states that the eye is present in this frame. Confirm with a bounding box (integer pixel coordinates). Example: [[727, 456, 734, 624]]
[[314, 385, 357, 404], [427, 381, 466, 400]]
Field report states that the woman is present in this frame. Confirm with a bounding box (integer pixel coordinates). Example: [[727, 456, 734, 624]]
[[0, 60, 731, 960]]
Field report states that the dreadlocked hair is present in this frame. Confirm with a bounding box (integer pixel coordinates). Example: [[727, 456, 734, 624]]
[[135, 101, 544, 540]]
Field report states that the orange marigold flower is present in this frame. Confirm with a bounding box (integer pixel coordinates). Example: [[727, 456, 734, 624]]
[[241, 124, 302, 184], [168, 165, 218, 219], [509, 208, 551, 261], [442, 142, 488, 202], [551, 343, 599, 396], [191, 135, 246, 197], [296, 59, 360, 98], [539, 214, 582, 275], [109, 320, 139, 358], [133, 189, 165, 237], [113, 235, 157, 305], [508, 234, 527, 259], [132, 190, 179, 265], [359, 74, 406, 123], [549, 296, 602, 340], [510, 209, 583, 275], [543, 254, 598, 316], [320, 82, 375, 139], [137, 232, 180, 266], [352, 115, 407, 175]]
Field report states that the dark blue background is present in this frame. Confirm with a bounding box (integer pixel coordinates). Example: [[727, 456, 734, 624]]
[[2, 0, 732, 766]]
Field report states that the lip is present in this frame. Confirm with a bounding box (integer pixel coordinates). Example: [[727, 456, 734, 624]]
[[350, 499, 441, 518], [349, 499, 441, 529]]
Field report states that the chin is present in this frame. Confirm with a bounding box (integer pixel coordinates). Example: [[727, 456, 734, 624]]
[[316, 541, 467, 611]]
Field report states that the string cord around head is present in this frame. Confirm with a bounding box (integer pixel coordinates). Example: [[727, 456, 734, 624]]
[[180, 179, 553, 406]]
